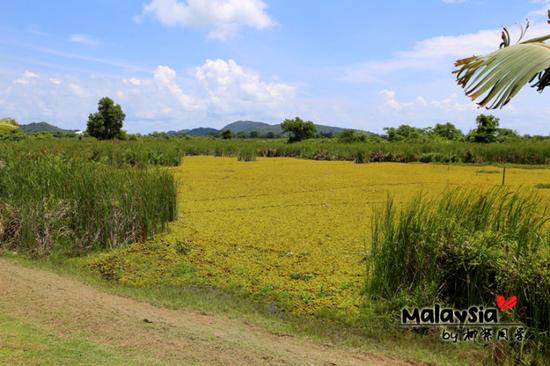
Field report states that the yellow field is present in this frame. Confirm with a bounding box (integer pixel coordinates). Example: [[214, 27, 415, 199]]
[[87, 156, 550, 318]]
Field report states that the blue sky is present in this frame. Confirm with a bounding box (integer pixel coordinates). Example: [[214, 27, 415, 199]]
[[0, 0, 549, 134]]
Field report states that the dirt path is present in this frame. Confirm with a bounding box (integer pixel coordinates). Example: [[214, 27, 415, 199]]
[[0, 258, 419, 366]]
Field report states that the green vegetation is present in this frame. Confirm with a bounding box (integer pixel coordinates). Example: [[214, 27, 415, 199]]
[[237, 147, 257, 161], [86, 97, 126, 140], [18, 121, 76, 135], [281, 117, 317, 142], [1, 124, 550, 364], [0, 313, 129, 366], [0, 152, 176, 257], [5, 115, 550, 166], [467, 114, 501, 143], [0, 138, 182, 167], [221, 129, 233, 139], [5, 133, 550, 165], [367, 188, 550, 362]]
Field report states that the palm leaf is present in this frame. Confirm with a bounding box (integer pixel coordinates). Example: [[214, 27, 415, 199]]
[[454, 41, 550, 109]]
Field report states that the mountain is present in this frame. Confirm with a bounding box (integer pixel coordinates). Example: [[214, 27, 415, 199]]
[[221, 120, 363, 136], [165, 120, 371, 137], [222, 121, 280, 134], [18, 122, 76, 134], [166, 127, 220, 136]]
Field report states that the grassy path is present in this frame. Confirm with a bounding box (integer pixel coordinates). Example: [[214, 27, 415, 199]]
[[0, 258, 419, 366]]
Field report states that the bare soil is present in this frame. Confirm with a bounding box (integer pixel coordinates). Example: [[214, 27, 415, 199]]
[[0, 258, 420, 365]]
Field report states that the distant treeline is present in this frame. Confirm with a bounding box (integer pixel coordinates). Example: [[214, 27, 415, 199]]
[[147, 114, 546, 144], [4, 113, 548, 144]]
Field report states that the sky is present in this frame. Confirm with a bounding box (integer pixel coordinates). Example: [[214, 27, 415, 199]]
[[0, 0, 549, 134]]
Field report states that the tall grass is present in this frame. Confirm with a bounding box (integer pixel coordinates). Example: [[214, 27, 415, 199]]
[[174, 138, 550, 165], [4, 135, 550, 165], [0, 156, 177, 256], [367, 188, 550, 358], [0, 138, 182, 167], [237, 148, 257, 161]]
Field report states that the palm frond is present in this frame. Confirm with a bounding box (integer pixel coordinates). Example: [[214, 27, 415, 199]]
[[454, 11, 550, 109]]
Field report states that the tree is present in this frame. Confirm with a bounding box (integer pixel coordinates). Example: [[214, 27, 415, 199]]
[[495, 128, 520, 142], [383, 124, 426, 142], [221, 129, 233, 139], [249, 131, 259, 138], [337, 129, 368, 143], [432, 123, 463, 141], [281, 117, 316, 143], [468, 114, 499, 143], [86, 97, 125, 139], [454, 13, 550, 109]]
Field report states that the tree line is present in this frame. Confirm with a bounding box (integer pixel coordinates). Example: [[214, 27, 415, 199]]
[[3, 97, 545, 144]]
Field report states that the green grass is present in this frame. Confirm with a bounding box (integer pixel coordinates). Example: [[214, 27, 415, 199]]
[[0, 313, 130, 366]]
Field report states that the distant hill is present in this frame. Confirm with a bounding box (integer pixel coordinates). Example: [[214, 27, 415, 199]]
[[167, 127, 220, 136], [188, 127, 220, 136], [222, 121, 279, 134], [221, 120, 361, 136], [166, 120, 371, 137], [18, 122, 76, 134]]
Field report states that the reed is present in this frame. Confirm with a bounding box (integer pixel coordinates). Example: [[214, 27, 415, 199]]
[[4, 135, 550, 165], [367, 188, 550, 357], [0, 156, 177, 256]]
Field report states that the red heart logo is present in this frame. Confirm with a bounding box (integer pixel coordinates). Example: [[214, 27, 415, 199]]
[[496, 295, 517, 311]]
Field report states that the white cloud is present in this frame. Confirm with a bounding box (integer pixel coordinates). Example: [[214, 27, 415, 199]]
[[124, 77, 143, 86], [442, 0, 467, 4], [153, 65, 201, 110], [1, 59, 294, 131], [207, 23, 240, 41], [137, 0, 274, 40], [68, 83, 87, 97], [342, 19, 549, 83], [194, 59, 294, 113], [379, 89, 476, 112], [68, 34, 99, 46], [13, 71, 39, 85]]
